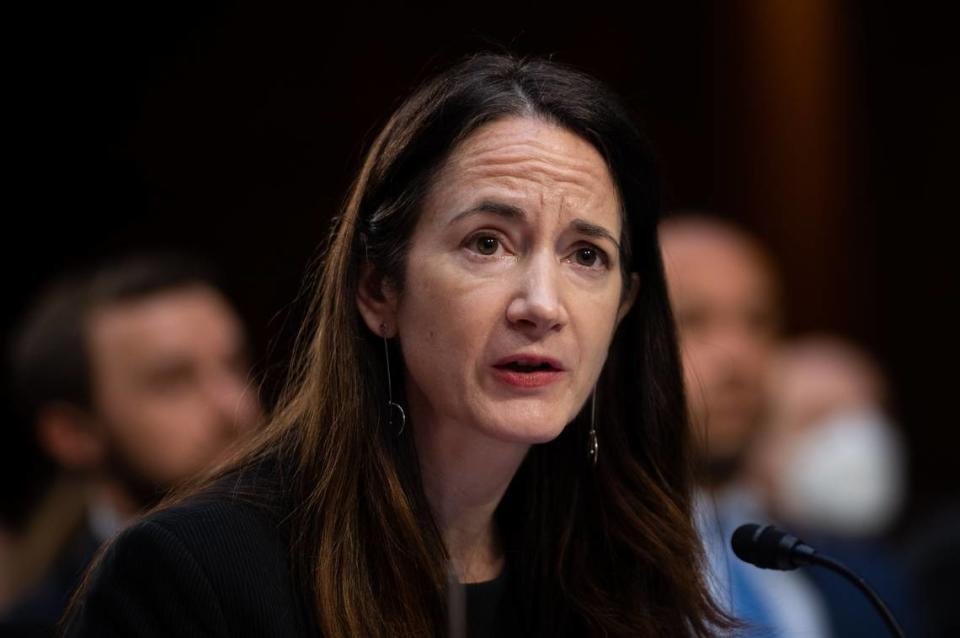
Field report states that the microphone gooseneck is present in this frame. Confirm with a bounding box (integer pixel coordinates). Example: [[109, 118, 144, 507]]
[[730, 523, 907, 638]]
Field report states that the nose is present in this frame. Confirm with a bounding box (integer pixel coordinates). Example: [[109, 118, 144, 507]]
[[505, 250, 568, 336], [707, 321, 770, 385]]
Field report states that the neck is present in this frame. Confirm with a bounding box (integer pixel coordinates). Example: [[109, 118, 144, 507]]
[[89, 477, 142, 524], [413, 416, 528, 584]]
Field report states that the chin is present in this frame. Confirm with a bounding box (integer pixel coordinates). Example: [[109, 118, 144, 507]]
[[481, 407, 573, 445]]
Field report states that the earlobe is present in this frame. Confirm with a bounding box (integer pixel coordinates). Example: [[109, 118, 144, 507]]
[[617, 273, 640, 325], [356, 261, 399, 337], [37, 404, 105, 470]]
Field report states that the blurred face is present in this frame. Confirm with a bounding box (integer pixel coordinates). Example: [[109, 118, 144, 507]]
[[392, 117, 634, 446], [661, 224, 778, 476], [87, 286, 260, 491], [749, 342, 884, 495], [765, 344, 882, 436]]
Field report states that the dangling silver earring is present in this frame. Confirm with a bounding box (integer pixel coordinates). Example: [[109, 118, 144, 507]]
[[381, 323, 406, 436], [588, 388, 598, 466]]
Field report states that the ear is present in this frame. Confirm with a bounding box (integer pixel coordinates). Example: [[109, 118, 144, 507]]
[[616, 272, 640, 326], [356, 260, 400, 337], [36, 403, 106, 471]]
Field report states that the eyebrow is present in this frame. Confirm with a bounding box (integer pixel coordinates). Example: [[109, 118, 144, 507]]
[[449, 200, 526, 224], [449, 199, 622, 252], [570, 218, 622, 253]]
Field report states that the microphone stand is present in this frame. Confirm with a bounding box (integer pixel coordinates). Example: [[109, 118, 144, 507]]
[[805, 552, 906, 638], [732, 524, 909, 638]]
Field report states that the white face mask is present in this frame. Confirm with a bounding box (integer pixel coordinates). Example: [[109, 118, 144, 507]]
[[776, 408, 907, 537]]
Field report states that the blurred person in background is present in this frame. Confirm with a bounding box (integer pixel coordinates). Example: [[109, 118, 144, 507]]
[[660, 213, 833, 637], [0, 255, 261, 636], [748, 335, 919, 636], [750, 336, 906, 537]]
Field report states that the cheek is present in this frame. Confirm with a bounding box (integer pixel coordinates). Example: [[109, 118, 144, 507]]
[[398, 259, 501, 367], [680, 340, 715, 388], [575, 295, 621, 368], [104, 393, 208, 453], [680, 345, 700, 390]]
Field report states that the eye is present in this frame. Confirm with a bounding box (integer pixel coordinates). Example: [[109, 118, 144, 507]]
[[575, 247, 600, 266], [468, 234, 501, 256], [569, 244, 609, 269]]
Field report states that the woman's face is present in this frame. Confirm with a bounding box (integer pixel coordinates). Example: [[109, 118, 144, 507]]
[[363, 116, 636, 445]]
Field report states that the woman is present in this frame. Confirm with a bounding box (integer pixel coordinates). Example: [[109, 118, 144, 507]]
[[63, 53, 731, 637]]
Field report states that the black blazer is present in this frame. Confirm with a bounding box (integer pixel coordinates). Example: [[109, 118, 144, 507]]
[[62, 493, 314, 637], [62, 472, 519, 637]]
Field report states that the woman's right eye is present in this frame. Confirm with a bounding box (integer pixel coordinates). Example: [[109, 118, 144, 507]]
[[468, 234, 501, 256]]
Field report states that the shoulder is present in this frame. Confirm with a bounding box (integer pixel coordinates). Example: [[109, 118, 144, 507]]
[[64, 477, 312, 637], [143, 489, 289, 571], [2, 524, 99, 627]]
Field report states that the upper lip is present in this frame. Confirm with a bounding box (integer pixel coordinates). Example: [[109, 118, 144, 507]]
[[492, 353, 566, 371]]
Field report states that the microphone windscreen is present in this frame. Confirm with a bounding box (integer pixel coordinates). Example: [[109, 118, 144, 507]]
[[731, 523, 766, 566], [731, 523, 815, 570]]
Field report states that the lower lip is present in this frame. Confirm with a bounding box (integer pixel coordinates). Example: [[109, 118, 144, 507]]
[[491, 367, 565, 388]]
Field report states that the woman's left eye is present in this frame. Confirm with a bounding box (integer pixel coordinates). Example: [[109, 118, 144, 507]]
[[571, 245, 608, 269], [466, 234, 502, 256]]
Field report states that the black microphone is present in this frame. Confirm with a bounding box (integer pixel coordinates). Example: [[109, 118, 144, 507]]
[[731, 523, 907, 638], [731, 523, 816, 570]]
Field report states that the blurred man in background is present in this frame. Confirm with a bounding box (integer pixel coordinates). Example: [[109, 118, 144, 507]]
[[660, 214, 833, 637], [750, 336, 906, 538], [0, 256, 261, 635], [749, 335, 918, 636]]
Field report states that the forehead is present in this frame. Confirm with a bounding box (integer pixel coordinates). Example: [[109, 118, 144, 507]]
[[423, 116, 621, 229], [662, 228, 776, 305], [87, 287, 241, 363], [772, 345, 882, 409]]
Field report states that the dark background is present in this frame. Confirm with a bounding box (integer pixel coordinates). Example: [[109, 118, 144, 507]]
[[4, 1, 957, 530]]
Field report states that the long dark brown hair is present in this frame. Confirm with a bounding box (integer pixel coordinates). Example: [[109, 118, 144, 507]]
[[132, 54, 731, 636]]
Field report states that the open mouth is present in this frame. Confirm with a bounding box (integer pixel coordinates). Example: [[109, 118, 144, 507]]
[[491, 356, 565, 388], [495, 360, 559, 373]]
